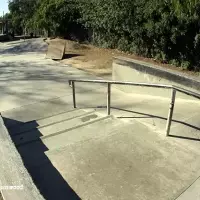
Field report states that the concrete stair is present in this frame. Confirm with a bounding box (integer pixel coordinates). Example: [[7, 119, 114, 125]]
[[2, 108, 130, 200], [2, 103, 200, 200], [10, 109, 104, 146], [8, 109, 92, 135], [4, 108, 126, 164]]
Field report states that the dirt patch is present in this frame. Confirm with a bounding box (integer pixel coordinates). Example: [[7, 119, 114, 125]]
[[60, 40, 114, 77], [57, 39, 200, 78]]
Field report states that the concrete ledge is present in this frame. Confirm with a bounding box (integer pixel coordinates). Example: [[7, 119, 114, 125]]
[[112, 57, 200, 101], [0, 116, 44, 200]]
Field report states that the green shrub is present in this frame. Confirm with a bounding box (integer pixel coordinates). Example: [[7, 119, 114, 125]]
[[8, 0, 200, 70], [181, 61, 191, 70]]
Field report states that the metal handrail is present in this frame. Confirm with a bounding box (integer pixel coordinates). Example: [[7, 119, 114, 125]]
[[68, 79, 200, 136]]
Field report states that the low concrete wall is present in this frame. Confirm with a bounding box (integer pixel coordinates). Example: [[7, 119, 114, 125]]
[[0, 116, 44, 200], [46, 39, 66, 60], [112, 56, 200, 101]]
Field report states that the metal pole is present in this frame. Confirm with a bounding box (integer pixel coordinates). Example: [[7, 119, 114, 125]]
[[72, 81, 76, 108], [166, 89, 176, 136], [107, 83, 111, 115]]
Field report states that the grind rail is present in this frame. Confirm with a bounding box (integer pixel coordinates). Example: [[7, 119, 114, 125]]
[[68, 79, 200, 136]]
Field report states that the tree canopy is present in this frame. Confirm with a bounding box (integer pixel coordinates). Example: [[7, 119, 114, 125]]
[[8, 0, 200, 70]]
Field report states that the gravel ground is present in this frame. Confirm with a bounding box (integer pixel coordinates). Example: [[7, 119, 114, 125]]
[[60, 39, 200, 78]]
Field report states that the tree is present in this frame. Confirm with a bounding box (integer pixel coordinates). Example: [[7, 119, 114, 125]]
[[7, 0, 200, 70], [8, 0, 37, 34]]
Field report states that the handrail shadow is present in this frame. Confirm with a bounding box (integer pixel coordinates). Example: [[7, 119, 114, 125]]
[[112, 107, 200, 131], [109, 107, 200, 141], [3, 117, 81, 200], [167, 135, 200, 142]]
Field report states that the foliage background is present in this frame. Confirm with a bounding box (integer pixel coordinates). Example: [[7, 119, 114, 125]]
[[7, 0, 200, 71]]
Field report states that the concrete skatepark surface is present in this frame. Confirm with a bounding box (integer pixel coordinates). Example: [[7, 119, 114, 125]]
[[0, 39, 200, 200]]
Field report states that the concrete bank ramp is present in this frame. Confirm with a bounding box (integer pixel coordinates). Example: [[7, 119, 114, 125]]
[[1, 105, 200, 200]]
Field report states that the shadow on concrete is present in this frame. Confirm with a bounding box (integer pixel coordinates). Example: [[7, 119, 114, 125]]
[[112, 107, 200, 130], [0, 58, 99, 112], [3, 117, 81, 200], [63, 53, 82, 59], [110, 107, 200, 141], [0, 39, 47, 55], [168, 135, 200, 142]]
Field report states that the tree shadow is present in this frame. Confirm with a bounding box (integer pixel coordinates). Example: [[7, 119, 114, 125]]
[[3, 117, 81, 200], [0, 39, 48, 55]]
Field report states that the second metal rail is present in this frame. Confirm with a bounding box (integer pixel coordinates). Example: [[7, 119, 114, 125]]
[[68, 79, 200, 136]]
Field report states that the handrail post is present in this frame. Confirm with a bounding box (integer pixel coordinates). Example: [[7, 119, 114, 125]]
[[72, 81, 76, 108], [166, 88, 176, 136], [107, 83, 111, 115]]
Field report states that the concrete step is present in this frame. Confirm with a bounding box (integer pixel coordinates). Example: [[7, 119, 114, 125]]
[[8, 108, 94, 136], [12, 110, 105, 146], [17, 115, 126, 168], [2, 97, 74, 128]]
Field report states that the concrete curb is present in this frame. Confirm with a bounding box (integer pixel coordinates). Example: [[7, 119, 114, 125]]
[[113, 56, 200, 91], [112, 56, 200, 100]]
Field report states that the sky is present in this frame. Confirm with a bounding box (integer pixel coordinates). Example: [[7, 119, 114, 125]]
[[0, 0, 9, 16]]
